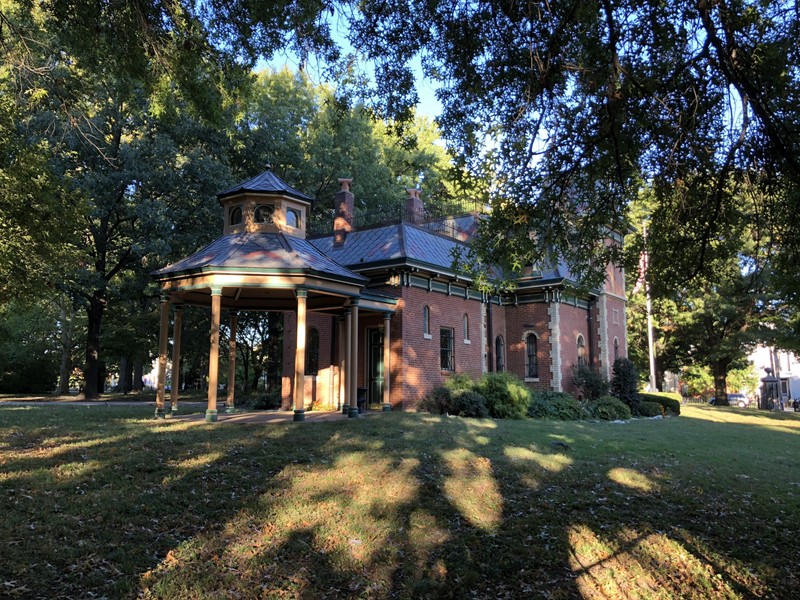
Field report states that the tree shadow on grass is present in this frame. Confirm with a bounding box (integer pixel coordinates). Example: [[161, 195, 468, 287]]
[[2, 406, 799, 598]]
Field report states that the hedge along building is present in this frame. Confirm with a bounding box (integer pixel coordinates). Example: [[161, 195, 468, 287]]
[[153, 167, 629, 420]]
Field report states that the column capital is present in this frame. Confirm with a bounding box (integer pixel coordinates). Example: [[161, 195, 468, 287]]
[[159, 293, 171, 304], [296, 288, 308, 299], [229, 310, 239, 318], [210, 286, 223, 296], [173, 303, 184, 313], [383, 312, 392, 321], [343, 307, 352, 316], [350, 297, 360, 307]]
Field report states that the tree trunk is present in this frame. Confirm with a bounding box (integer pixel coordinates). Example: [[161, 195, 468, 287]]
[[58, 300, 74, 395], [82, 293, 105, 399], [119, 356, 131, 393], [712, 361, 729, 406], [133, 358, 144, 391]]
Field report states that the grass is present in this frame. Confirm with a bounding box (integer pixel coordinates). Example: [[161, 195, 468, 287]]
[[1, 404, 799, 598]]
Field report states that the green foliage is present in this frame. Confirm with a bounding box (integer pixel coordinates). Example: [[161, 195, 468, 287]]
[[571, 365, 609, 401], [450, 390, 489, 419], [527, 390, 585, 421], [418, 386, 453, 415], [637, 401, 664, 418], [444, 373, 477, 393], [251, 388, 282, 410], [475, 372, 531, 419], [611, 358, 641, 413], [419, 385, 488, 418], [0, 301, 60, 393], [639, 392, 681, 416], [586, 396, 632, 421]]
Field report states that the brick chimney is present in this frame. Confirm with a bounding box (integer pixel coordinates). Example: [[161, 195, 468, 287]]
[[333, 178, 354, 246], [405, 187, 424, 224]]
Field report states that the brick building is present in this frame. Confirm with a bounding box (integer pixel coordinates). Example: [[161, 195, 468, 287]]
[[153, 167, 628, 420]]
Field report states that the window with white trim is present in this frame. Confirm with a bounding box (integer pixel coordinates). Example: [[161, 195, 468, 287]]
[[577, 334, 586, 367], [440, 328, 454, 371], [525, 333, 539, 379]]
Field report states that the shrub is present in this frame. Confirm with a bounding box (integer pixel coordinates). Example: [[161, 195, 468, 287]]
[[418, 386, 453, 414], [637, 400, 664, 417], [450, 390, 489, 418], [571, 365, 610, 400], [475, 372, 531, 419], [640, 392, 681, 416], [610, 358, 641, 413], [444, 373, 476, 393], [586, 395, 632, 421], [252, 388, 282, 410], [528, 390, 585, 420]]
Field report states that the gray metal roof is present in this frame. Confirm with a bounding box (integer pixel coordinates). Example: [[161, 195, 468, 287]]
[[153, 232, 366, 284], [311, 222, 465, 272], [217, 167, 314, 202], [311, 219, 576, 285]]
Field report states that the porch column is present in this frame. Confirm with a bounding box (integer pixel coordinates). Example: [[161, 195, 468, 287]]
[[383, 313, 392, 411], [293, 289, 308, 421], [169, 303, 183, 414], [338, 315, 346, 412], [206, 287, 222, 422], [342, 308, 352, 414], [349, 298, 360, 418], [226, 311, 238, 413], [155, 296, 170, 419]]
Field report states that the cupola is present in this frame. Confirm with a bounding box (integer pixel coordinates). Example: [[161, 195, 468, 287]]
[[217, 165, 313, 238]]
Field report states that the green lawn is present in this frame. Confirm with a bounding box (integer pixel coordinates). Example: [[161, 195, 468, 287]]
[[1, 404, 798, 598]]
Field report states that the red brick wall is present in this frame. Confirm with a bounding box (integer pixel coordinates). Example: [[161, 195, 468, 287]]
[[558, 303, 591, 396], [398, 286, 484, 408], [604, 295, 628, 365], [502, 302, 552, 391]]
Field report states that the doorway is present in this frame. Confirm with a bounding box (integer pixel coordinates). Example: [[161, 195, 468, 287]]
[[367, 327, 384, 407]]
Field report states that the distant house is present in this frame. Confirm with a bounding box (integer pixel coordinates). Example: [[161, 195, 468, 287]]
[[749, 345, 799, 403], [152, 168, 628, 421]]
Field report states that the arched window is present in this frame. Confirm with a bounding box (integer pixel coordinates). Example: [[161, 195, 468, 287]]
[[423, 305, 431, 336], [495, 335, 505, 372], [286, 209, 300, 228], [229, 206, 242, 226], [305, 328, 319, 376], [463, 314, 469, 341], [613, 337, 620, 361], [254, 204, 274, 224], [577, 334, 586, 367], [526, 333, 538, 379]]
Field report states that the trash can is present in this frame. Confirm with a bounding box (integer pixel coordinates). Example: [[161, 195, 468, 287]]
[[357, 387, 368, 413]]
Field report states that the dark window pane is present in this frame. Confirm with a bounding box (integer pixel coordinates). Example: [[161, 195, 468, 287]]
[[440, 328, 454, 371]]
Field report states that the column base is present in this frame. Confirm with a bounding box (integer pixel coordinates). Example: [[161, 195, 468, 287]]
[[382, 403, 392, 412], [342, 404, 349, 415], [170, 404, 179, 414], [205, 409, 218, 422], [154, 407, 166, 419], [348, 406, 360, 418], [293, 409, 305, 422], [225, 405, 236, 414]]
